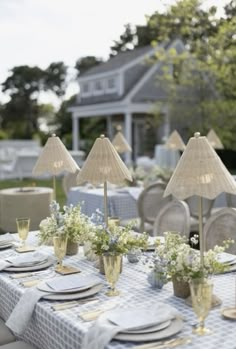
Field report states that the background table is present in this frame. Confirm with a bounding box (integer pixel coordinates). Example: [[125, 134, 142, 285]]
[[67, 187, 142, 220], [0, 187, 53, 232], [0, 233, 235, 349]]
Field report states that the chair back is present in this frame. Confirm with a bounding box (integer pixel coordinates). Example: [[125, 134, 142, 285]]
[[137, 181, 171, 233], [186, 195, 214, 219], [204, 207, 236, 254], [62, 170, 80, 196], [153, 200, 190, 238], [226, 193, 236, 208]]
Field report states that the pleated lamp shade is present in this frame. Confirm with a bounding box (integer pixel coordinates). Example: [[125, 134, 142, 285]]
[[207, 129, 224, 149], [32, 135, 80, 176], [77, 135, 132, 185], [165, 130, 186, 151], [112, 129, 132, 154], [164, 132, 236, 200]]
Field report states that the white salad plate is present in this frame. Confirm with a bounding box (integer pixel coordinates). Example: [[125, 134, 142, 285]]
[[5, 258, 54, 272], [41, 283, 103, 300]]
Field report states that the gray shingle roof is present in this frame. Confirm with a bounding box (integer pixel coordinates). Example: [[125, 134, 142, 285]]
[[80, 45, 153, 76]]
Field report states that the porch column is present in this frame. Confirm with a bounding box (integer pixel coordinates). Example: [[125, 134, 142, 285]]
[[124, 112, 132, 164], [106, 115, 113, 139], [72, 116, 80, 150]]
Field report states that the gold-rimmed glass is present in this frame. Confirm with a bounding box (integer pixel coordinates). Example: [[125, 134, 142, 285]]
[[53, 236, 68, 272], [16, 217, 30, 248], [190, 278, 213, 335], [103, 254, 122, 296]]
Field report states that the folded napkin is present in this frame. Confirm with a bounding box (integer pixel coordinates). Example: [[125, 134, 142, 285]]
[[6, 288, 46, 335], [82, 303, 178, 349], [0, 252, 48, 271]]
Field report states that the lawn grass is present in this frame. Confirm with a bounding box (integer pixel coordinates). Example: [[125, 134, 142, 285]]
[[0, 177, 66, 208]]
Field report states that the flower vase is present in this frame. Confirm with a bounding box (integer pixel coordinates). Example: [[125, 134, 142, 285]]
[[172, 276, 190, 299], [66, 240, 79, 256], [147, 271, 166, 289]]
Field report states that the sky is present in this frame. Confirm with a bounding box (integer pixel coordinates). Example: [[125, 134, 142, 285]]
[[0, 0, 229, 105]]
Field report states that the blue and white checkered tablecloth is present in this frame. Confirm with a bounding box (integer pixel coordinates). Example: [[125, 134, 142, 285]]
[[0, 236, 236, 349], [67, 187, 141, 221]]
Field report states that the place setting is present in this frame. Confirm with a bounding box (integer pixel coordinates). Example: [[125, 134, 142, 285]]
[[0, 232, 16, 251], [82, 302, 185, 349]]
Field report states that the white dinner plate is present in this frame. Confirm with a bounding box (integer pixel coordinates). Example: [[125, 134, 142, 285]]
[[218, 253, 236, 265], [5, 258, 54, 272], [121, 320, 171, 335], [42, 283, 103, 300], [37, 275, 101, 294], [114, 318, 183, 342], [107, 306, 173, 331]]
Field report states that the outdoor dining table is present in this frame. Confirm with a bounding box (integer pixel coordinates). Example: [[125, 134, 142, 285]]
[[0, 232, 235, 349], [67, 186, 142, 221]]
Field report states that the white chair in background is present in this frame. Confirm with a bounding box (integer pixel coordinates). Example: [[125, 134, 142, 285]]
[[62, 169, 80, 196], [186, 195, 215, 232], [137, 181, 172, 234], [153, 200, 190, 239], [204, 207, 236, 254]]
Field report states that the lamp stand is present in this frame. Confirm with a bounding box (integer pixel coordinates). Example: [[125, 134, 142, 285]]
[[53, 175, 56, 201], [104, 181, 108, 227]]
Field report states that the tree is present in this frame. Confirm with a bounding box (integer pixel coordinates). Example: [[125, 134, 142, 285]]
[[1, 63, 68, 138], [75, 56, 103, 76]]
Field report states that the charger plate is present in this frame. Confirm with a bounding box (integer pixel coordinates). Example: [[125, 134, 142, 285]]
[[114, 318, 183, 342], [5, 258, 54, 272], [221, 307, 236, 320], [42, 283, 103, 300]]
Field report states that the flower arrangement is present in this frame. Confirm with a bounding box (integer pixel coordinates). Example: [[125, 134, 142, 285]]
[[151, 232, 233, 283], [39, 201, 93, 244], [88, 217, 148, 256]]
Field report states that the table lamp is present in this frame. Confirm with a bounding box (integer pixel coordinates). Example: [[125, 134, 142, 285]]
[[164, 132, 236, 270], [77, 134, 132, 226], [207, 129, 224, 149], [32, 134, 80, 199], [112, 125, 132, 154], [165, 130, 186, 151]]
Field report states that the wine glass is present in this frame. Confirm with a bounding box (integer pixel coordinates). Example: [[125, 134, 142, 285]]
[[190, 278, 213, 335], [103, 254, 122, 296], [16, 217, 30, 249], [53, 236, 68, 272]]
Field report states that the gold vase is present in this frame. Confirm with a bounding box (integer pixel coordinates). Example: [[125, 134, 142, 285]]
[[103, 254, 122, 296], [172, 276, 190, 299]]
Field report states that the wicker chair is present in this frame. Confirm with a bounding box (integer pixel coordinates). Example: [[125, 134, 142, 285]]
[[137, 181, 172, 234], [62, 169, 80, 196], [204, 207, 236, 254], [186, 196, 215, 232], [153, 200, 190, 239], [226, 193, 236, 208]]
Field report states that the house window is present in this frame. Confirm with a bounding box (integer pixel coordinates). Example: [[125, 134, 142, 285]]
[[106, 77, 116, 93], [81, 82, 90, 96], [93, 80, 104, 95], [95, 80, 103, 91]]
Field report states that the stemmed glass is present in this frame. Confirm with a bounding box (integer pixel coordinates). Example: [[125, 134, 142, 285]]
[[190, 278, 213, 335], [16, 217, 30, 250], [53, 236, 68, 272], [103, 254, 122, 296]]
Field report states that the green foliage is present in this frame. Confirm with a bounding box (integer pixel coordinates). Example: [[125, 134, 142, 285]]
[[75, 56, 103, 76]]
